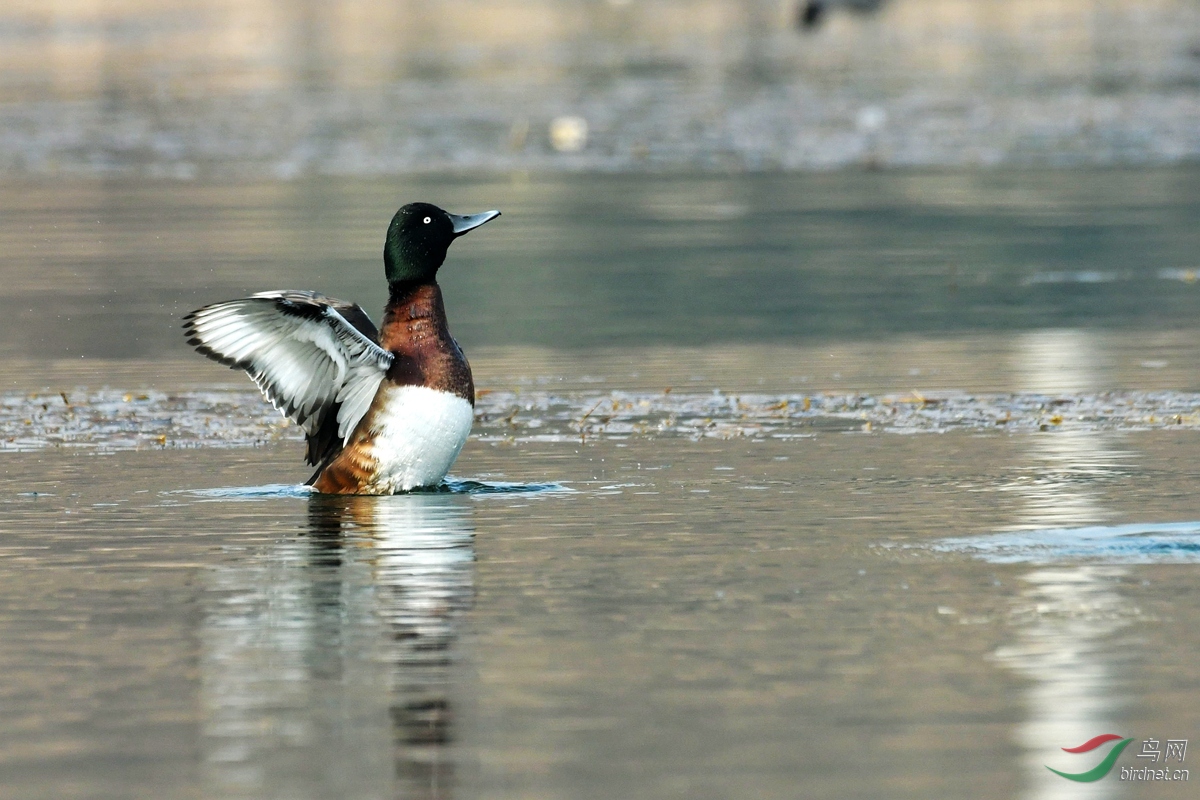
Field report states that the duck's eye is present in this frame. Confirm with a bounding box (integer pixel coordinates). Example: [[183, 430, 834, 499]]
[[423, 216, 431, 224]]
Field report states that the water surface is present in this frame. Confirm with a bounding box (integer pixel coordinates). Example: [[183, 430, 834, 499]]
[[3, 432, 1200, 799], [3, 170, 1200, 363], [2, 171, 1200, 799]]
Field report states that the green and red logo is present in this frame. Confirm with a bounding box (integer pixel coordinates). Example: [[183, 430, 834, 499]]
[[1047, 734, 1135, 782]]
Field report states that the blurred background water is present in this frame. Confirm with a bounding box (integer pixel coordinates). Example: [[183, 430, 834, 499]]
[[2, 170, 1200, 395], [2, 0, 1200, 174]]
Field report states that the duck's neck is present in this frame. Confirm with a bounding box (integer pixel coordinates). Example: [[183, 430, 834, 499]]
[[381, 281, 449, 352]]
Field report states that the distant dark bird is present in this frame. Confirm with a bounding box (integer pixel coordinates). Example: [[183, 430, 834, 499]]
[[797, 0, 887, 30], [799, 0, 824, 27], [184, 203, 500, 494]]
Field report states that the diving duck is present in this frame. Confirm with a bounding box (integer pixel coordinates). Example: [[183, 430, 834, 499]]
[[183, 203, 499, 494]]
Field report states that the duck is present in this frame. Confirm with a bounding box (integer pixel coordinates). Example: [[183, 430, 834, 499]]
[[183, 203, 500, 494]]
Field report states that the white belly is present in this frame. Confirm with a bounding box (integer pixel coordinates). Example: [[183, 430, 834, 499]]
[[363, 385, 474, 493]]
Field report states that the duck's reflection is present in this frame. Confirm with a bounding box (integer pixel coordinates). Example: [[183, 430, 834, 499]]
[[201, 492, 475, 800], [996, 329, 1132, 800]]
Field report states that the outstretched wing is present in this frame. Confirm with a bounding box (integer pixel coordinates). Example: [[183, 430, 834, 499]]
[[183, 290, 393, 465]]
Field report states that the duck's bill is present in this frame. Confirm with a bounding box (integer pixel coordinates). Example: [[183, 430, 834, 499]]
[[450, 210, 501, 236]]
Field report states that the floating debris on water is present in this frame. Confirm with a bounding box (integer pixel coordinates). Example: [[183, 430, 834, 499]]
[[1, 388, 1199, 452], [0, 390, 295, 452]]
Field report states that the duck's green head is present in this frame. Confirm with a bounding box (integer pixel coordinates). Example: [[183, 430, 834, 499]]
[[383, 202, 501, 284]]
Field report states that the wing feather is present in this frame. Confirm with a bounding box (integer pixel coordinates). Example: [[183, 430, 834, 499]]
[[183, 290, 393, 455], [336, 363, 386, 441]]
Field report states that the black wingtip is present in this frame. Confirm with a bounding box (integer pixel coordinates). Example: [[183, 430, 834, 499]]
[[188, 342, 244, 371]]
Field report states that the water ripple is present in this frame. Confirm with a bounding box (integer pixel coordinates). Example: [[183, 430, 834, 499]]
[[934, 521, 1200, 564], [178, 478, 570, 500]]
